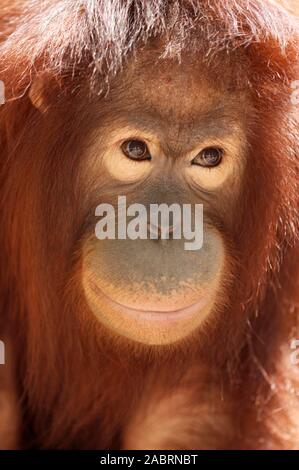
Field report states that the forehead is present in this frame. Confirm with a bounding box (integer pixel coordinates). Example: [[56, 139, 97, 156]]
[[125, 54, 234, 114], [93, 48, 250, 149]]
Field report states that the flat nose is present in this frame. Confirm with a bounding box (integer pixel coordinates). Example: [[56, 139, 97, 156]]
[[148, 222, 179, 239]]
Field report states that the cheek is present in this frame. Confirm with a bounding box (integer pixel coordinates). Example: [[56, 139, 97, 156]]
[[81, 229, 229, 345], [185, 161, 241, 192], [94, 143, 152, 183], [104, 150, 152, 182]]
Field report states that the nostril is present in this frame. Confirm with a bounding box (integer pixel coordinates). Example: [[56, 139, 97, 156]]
[[147, 223, 175, 239]]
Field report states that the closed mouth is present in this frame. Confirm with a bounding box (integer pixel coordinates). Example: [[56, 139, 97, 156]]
[[91, 282, 209, 322]]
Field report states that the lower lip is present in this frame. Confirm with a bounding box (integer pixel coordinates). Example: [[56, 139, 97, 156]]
[[91, 283, 209, 322]]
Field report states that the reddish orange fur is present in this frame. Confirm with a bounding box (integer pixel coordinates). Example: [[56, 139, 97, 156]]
[[0, 0, 299, 449]]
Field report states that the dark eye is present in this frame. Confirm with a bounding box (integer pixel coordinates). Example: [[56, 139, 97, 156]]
[[121, 140, 151, 161], [192, 147, 223, 167]]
